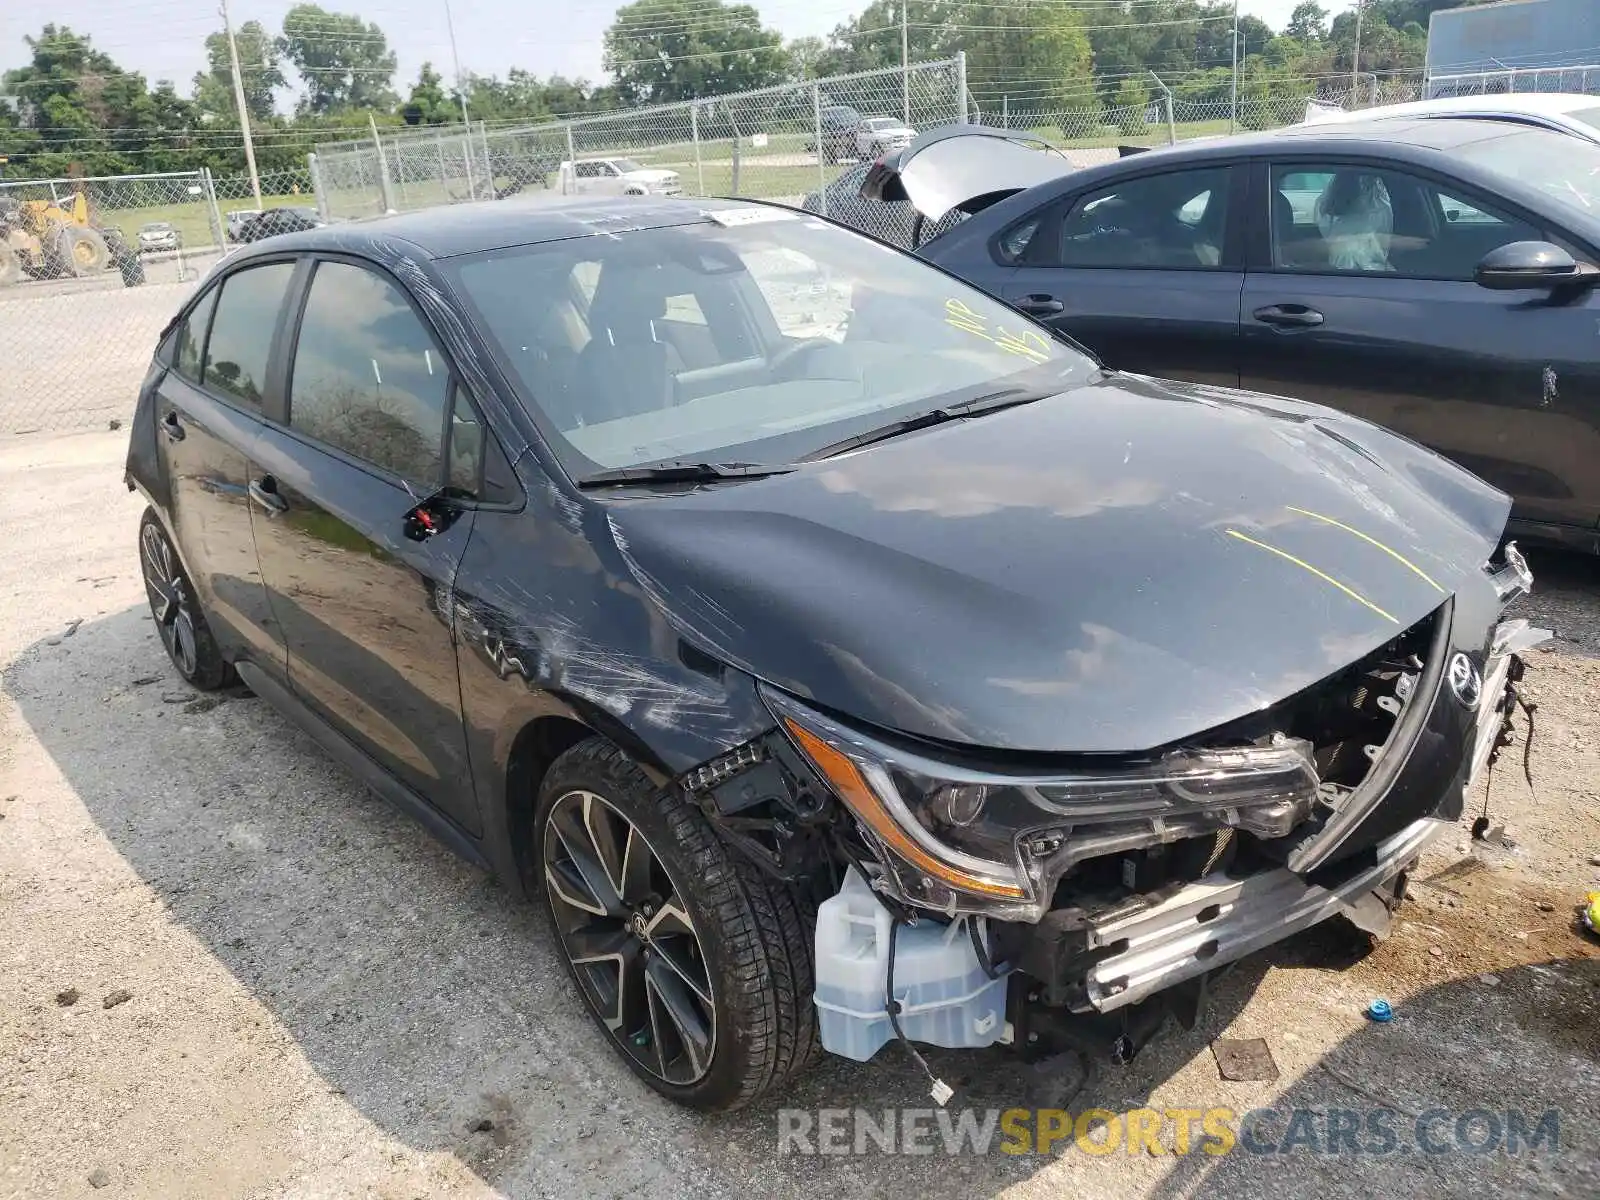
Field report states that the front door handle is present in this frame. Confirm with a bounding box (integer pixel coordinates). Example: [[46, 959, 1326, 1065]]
[[1253, 303, 1324, 328], [1014, 294, 1065, 316], [248, 476, 288, 515], [161, 411, 186, 442]]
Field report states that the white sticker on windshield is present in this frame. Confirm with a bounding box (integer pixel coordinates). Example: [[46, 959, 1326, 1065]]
[[704, 207, 800, 227]]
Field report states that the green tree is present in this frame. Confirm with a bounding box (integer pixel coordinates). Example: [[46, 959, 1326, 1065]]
[[961, 1, 1093, 110], [602, 0, 790, 105], [821, 1, 961, 75], [400, 62, 455, 125], [193, 21, 284, 122], [1286, 2, 1329, 42], [786, 36, 828, 80], [2, 25, 195, 176], [1112, 77, 1150, 137], [278, 4, 398, 115]]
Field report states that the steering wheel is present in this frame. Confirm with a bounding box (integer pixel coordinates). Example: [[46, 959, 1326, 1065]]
[[767, 337, 835, 380]]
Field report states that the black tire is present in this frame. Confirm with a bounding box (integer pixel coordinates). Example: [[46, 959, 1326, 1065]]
[[55, 226, 109, 276], [138, 508, 234, 690], [535, 738, 818, 1111]]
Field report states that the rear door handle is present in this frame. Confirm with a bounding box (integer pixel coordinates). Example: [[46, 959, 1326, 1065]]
[[161, 411, 185, 442], [1253, 304, 1324, 328], [248, 476, 288, 515], [1014, 294, 1065, 316]]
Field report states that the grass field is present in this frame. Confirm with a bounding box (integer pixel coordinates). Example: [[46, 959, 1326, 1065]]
[[95, 193, 310, 251]]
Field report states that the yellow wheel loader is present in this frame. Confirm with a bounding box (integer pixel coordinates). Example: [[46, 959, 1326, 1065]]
[[0, 192, 132, 285]]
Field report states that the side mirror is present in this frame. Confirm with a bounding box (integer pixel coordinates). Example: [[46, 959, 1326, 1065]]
[[1474, 241, 1586, 290]]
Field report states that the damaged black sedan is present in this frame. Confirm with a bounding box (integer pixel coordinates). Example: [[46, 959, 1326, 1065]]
[[126, 196, 1544, 1112]]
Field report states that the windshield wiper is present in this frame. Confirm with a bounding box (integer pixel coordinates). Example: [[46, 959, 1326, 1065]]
[[577, 460, 797, 488], [800, 387, 1050, 462]]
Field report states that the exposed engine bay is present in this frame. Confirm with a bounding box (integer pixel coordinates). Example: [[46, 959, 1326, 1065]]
[[678, 545, 1547, 1085]]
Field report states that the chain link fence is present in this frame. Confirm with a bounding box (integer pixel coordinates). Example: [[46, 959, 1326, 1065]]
[[312, 56, 970, 255], [2, 171, 220, 434], [3, 56, 1583, 439], [0, 167, 325, 435], [1427, 63, 1600, 99]]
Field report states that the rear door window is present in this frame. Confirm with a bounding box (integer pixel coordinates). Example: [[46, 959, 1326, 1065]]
[[202, 262, 294, 408], [1040, 167, 1233, 269], [174, 287, 218, 383]]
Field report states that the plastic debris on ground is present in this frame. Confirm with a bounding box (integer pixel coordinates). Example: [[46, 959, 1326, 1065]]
[[1210, 1037, 1279, 1082]]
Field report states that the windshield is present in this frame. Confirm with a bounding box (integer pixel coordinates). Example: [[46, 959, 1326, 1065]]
[[450, 209, 1095, 475], [1454, 126, 1600, 217], [611, 158, 644, 173]]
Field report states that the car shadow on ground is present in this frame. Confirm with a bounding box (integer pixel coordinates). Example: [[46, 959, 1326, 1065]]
[[7, 605, 1596, 1197]]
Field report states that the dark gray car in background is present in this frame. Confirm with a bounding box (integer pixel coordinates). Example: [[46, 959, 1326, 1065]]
[[863, 119, 1600, 554]]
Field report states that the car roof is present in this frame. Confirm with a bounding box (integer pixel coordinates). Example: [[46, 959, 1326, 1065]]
[[1064, 115, 1555, 173], [222, 195, 772, 261], [1322, 92, 1600, 120]]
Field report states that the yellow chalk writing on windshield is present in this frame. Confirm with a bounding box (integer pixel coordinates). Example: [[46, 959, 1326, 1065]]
[[944, 299, 1051, 363], [944, 297, 988, 335]]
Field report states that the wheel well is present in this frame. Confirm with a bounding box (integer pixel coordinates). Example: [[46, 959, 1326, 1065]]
[[505, 715, 595, 893]]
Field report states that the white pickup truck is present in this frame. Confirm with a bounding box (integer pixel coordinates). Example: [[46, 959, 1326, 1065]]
[[557, 157, 682, 196]]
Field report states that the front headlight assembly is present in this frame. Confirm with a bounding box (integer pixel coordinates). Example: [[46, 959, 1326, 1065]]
[[763, 686, 1323, 922]]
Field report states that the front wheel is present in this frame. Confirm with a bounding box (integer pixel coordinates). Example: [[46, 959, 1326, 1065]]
[[138, 508, 234, 690], [535, 738, 818, 1111]]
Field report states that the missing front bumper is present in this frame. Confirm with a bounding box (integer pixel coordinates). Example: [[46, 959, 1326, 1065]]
[[1072, 622, 1546, 1015], [1081, 815, 1442, 1013]]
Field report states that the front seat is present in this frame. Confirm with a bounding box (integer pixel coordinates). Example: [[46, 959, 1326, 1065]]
[[572, 278, 684, 427], [1314, 172, 1394, 272]]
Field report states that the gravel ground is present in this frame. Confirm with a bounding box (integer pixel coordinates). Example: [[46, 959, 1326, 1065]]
[[2, 429, 1598, 1200], [0, 265, 210, 437]]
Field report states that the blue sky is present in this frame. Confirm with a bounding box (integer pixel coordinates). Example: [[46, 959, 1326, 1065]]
[[1, 0, 1325, 108]]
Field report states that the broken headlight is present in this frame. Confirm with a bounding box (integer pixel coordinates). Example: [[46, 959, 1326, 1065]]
[[1487, 541, 1532, 605], [764, 686, 1322, 922]]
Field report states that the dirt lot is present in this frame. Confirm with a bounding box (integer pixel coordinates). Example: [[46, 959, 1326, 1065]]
[[2, 429, 1598, 1200]]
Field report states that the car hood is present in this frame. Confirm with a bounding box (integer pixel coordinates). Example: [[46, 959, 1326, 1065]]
[[604, 373, 1510, 754], [623, 168, 679, 182], [861, 124, 1075, 221]]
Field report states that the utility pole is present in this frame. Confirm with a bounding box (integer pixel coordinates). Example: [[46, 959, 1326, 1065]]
[[1351, 0, 1365, 103], [443, 0, 472, 129], [220, 0, 262, 207], [901, 3, 910, 125], [442, 0, 476, 195], [1230, 0, 1239, 134]]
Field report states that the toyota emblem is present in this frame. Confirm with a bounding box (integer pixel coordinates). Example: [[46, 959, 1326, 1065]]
[[1446, 652, 1482, 710]]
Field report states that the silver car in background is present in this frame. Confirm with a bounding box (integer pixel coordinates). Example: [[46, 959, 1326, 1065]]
[[137, 222, 180, 253]]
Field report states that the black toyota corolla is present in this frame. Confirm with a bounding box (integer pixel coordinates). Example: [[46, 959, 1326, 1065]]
[[127, 195, 1544, 1111]]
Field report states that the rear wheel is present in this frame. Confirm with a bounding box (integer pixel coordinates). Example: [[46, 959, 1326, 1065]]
[[138, 508, 233, 690], [535, 738, 818, 1111]]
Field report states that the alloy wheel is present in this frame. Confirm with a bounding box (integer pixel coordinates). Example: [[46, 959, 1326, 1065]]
[[139, 521, 198, 678], [543, 789, 717, 1085]]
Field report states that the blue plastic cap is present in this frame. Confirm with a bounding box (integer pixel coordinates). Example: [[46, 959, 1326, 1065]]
[[1366, 999, 1394, 1022]]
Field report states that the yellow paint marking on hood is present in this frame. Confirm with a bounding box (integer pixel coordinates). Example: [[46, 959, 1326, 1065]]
[[1286, 505, 1445, 593], [1226, 529, 1400, 624]]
